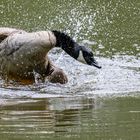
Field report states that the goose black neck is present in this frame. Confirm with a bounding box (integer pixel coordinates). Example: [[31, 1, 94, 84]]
[[52, 31, 101, 69], [52, 30, 79, 59]]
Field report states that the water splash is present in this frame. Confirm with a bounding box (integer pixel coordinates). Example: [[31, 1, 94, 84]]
[[0, 50, 139, 99]]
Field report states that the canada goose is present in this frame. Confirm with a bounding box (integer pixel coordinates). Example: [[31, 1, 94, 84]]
[[0, 27, 101, 85]]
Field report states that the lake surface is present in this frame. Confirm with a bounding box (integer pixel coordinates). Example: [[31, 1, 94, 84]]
[[0, 0, 140, 140]]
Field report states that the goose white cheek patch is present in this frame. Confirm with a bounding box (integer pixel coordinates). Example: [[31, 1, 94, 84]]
[[77, 50, 87, 64]]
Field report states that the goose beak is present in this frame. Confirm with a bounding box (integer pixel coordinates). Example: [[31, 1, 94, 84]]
[[86, 56, 101, 69], [91, 59, 102, 69], [84, 55, 102, 69]]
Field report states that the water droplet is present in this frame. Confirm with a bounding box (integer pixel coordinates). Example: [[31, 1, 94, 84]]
[[39, 16, 42, 19]]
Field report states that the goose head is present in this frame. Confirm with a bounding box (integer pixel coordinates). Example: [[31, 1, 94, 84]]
[[75, 45, 101, 69], [52, 30, 101, 69]]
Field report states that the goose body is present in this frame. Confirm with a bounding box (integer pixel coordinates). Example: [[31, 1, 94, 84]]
[[0, 27, 101, 84]]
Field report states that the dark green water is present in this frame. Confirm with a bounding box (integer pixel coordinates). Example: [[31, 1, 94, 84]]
[[0, 97, 140, 140], [0, 0, 140, 140]]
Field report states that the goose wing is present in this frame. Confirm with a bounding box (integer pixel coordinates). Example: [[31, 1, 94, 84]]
[[0, 30, 56, 57], [0, 27, 26, 42], [0, 28, 27, 56]]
